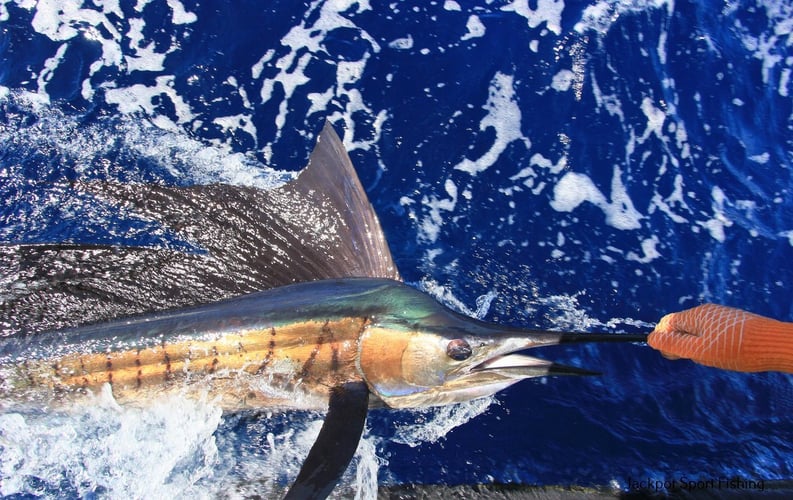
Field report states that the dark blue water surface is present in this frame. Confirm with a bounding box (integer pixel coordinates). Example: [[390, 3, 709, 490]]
[[1, 0, 793, 497]]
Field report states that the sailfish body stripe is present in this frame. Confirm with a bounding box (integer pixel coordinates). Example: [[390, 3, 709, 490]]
[[0, 279, 392, 410]]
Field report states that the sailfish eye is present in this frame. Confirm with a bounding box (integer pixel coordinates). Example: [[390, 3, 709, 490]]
[[446, 339, 472, 361]]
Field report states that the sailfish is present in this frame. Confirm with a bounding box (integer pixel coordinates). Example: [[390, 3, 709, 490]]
[[0, 122, 646, 498]]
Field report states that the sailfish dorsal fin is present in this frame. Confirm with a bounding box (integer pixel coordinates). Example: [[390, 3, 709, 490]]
[[0, 121, 400, 335], [275, 121, 401, 283]]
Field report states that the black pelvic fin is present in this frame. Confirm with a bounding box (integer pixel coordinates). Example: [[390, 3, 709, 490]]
[[284, 381, 370, 500]]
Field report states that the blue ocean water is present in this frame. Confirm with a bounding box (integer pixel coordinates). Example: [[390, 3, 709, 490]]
[[1, 0, 792, 497]]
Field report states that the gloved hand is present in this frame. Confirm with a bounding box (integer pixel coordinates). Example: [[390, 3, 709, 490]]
[[648, 303, 793, 373]]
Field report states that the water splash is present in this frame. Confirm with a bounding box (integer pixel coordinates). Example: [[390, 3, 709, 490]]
[[0, 386, 222, 497], [391, 397, 496, 448], [0, 91, 289, 189]]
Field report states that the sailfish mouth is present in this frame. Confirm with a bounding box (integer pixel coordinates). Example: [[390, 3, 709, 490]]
[[472, 353, 601, 377], [469, 331, 649, 379]]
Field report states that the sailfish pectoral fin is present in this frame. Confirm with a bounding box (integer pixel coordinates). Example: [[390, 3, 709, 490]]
[[284, 381, 370, 500]]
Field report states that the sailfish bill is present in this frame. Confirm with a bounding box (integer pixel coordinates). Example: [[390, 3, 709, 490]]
[[0, 121, 647, 498]]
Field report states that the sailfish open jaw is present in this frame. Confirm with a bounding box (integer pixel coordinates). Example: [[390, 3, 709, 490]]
[[425, 352, 601, 407], [467, 330, 651, 378], [471, 353, 601, 377], [456, 328, 648, 380]]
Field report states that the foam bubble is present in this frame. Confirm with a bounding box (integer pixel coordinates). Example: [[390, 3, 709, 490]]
[[166, 0, 197, 24], [36, 43, 68, 100], [454, 72, 531, 176], [574, 1, 615, 35], [502, 0, 564, 36], [213, 114, 258, 148], [574, 0, 675, 37], [125, 18, 168, 72], [779, 230, 793, 246], [418, 178, 458, 243], [551, 167, 643, 231], [21, 0, 197, 104], [735, 0, 792, 92], [351, 435, 383, 500], [461, 15, 486, 41], [550, 172, 600, 212], [638, 96, 667, 143], [626, 235, 662, 263], [697, 186, 733, 242], [104, 75, 196, 130], [527, 292, 655, 331], [551, 69, 575, 92], [389, 35, 414, 50]]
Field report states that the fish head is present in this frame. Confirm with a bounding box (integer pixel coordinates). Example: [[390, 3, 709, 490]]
[[356, 283, 596, 409]]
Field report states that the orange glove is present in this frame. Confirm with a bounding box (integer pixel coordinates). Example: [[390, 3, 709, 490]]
[[648, 303, 793, 373]]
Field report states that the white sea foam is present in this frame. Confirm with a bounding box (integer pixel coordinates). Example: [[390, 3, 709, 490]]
[[389, 35, 414, 50], [0, 388, 222, 498], [626, 235, 662, 263], [256, 0, 385, 154], [648, 173, 690, 223], [638, 96, 667, 143], [31, 0, 111, 42], [574, 1, 616, 35], [0, 91, 285, 189], [351, 436, 382, 500], [590, 71, 625, 121], [213, 114, 259, 148], [36, 43, 68, 100], [461, 15, 486, 41], [526, 293, 655, 331], [502, 0, 564, 36], [550, 166, 643, 231], [165, 0, 197, 24], [551, 69, 575, 92], [735, 0, 793, 94], [573, 0, 674, 36], [697, 186, 734, 242], [104, 76, 196, 130], [21, 0, 197, 102], [505, 152, 566, 198], [419, 278, 497, 319], [391, 397, 495, 447], [454, 72, 531, 176], [418, 178, 458, 243], [0, 378, 390, 499], [125, 18, 168, 72], [23, 0, 194, 104]]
